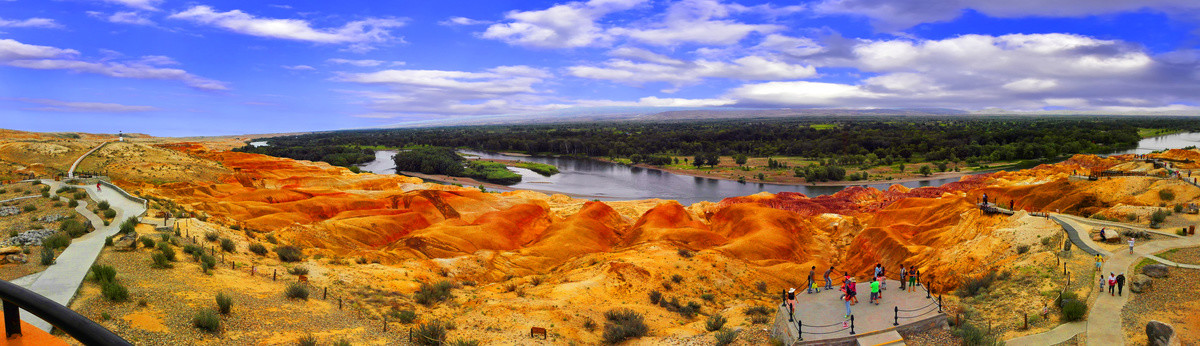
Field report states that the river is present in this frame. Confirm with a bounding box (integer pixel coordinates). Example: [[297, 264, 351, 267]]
[[357, 133, 1200, 205]]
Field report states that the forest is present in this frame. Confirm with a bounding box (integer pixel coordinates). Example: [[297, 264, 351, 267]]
[[235, 116, 1200, 181]]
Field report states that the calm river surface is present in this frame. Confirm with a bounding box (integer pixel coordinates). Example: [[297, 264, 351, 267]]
[[356, 133, 1199, 205]]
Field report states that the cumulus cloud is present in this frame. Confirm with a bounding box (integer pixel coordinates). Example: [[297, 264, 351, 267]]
[[568, 55, 816, 90], [100, 0, 162, 11], [577, 96, 736, 107], [169, 6, 404, 52], [16, 98, 158, 112], [336, 65, 561, 116], [610, 0, 783, 46], [0, 17, 61, 28], [282, 65, 316, 70], [106, 11, 155, 25], [814, 0, 1200, 31], [327, 58, 404, 67], [439, 17, 491, 26], [482, 0, 645, 48], [0, 38, 227, 91]]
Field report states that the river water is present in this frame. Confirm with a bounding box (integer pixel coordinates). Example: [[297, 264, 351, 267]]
[[357, 133, 1200, 205]]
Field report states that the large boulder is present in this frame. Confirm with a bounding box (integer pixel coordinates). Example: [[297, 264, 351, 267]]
[[1146, 320, 1179, 346], [1143, 264, 1170, 278], [4, 254, 25, 264], [1131, 274, 1153, 293], [0, 246, 21, 255]]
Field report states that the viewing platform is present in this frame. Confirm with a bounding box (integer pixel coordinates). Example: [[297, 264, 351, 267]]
[[771, 279, 947, 345]]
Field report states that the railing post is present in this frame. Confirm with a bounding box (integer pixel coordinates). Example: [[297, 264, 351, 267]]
[[938, 295, 943, 313], [849, 315, 855, 335], [893, 306, 899, 326], [926, 277, 931, 299], [273, 269, 276, 281], [796, 319, 802, 341], [1023, 312, 1028, 330], [323, 287, 327, 300], [3, 300, 21, 338]]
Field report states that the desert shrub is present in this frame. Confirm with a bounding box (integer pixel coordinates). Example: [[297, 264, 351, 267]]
[[530, 276, 543, 286], [285, 283, 309, 300], [151, 253, 172, 268], [6, 231, 14, 238], [98, 200, 110, 210], [1151, 209, 1170, 227], [1062, 299, 1087, 321], [41, 191, 49, 198], [448, 339, 478, 346], [266, 233, 278, 244], [22, 205, 35, 212], [183, 244, 202, 258], [140, 237, 155, 248], [1017, 245, 1030, 254], [101, 281, 129, 302], [755, 281, 767, 293], [671, 274, 683, 283], [119, 217, 137, 234], [705, 313, 726, 332], [103, 209, 116, 219], [138, 299, 147, 307], [660, 297, 701, 318], [157, 243, 176, 261], [68, 199, 78, 208], [413, 320, 450, 346], [229, 224, 241, 231], [951, 320, 1001, 346], [101, 312, 111, 321], [73, 192, 86, 200], [583, 318, 597, 331], [744, 305, 772, 316], [249, 242, 267, 256], [701, 293, 715, 301], [91, 264, 117, 283], [414, 281, 455, 306], [603, 309, 648, 344], [956, 272, 997, 298], [296, 334, 317, 346], [204, 232, 219, 242], [715, 329, 738, 346], [751, 315, 770, 324], [192, 309, 220, 333], [394, 309, 418, 324], [1159, 189, 1175, 201], [39, 247, 55, 265], [332, 340, 351, 346], [59, 218, 87, 237], [219, 238, 235, 252], [649, 290, 662, 304], [215, 293, 232, 315], [677, 248, 693, 258], [1175, 204, 1184, 213], [159, 233, 170, 242], [43, 232, 70, 249], [276, 245, 302, 262], [200, 254, 216, 273], [288, 266, 309, 275]]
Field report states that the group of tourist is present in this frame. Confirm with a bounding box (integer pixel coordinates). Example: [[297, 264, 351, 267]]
[[786, 264, 923, 321], [1102, 272, 1128, 296]]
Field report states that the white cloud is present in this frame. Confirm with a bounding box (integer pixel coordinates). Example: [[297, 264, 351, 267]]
[[336, 65, 560, 116], [100, 0, 162, 11], [1002, 78, 1058, 92], [169, 6, 405, 51], [439, 17, 491, 26], [568, 55, 816, 90], [16, 98, 158, 112], [327, 58, 404, 67], [730, 81, 881, 106], [0, 17, 61, 29], [607, 47, 684, 65], [282, 65, 316, 71], [0, 38, 228, 91], [814, 0, 1200, 31], [482, 0, 645, 48], [106, 11, 155, 26], [577, 96, 735, 107], [610, 0, 783, 46]]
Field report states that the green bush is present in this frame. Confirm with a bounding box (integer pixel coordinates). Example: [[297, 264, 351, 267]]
[[671, 274, 683, 283], [448, 339, 479, 346], [266, 234, 278, 244], [98, 200, 110, 210], [701, 293, 715, 301], [951, 320, 1001, 346], [288, 266, 309, 275], [43, 232, 71, 249], [415, 281, 455, 306], [140, 237, 155, 248], [413, 320, 449, 346], [603, 309, 648, 344], [1151, 209, 1170, 227], [1174, 204, 1184, 213], [248, 242, 267, 256], [1017, 245, 1030, 254], [204, 232, 219, 242], [1062, 299, 1087, 321], [219, 238, 235, 252], [59, 218, 87, 238], [160, 233, 170, 242], [956, 272, 997, 297], [715, 329, 738, 346], [705, 313, 726, 332], [750, 315, 770, 324], [200, 254, 216, 273], [157, 243, 176, 261], [392, 309, 418, 324], [39, 247, 55, 265], [296, 334, 317, 346], [151, 253, 172, 268], [101, 281, 129, 302], [1159, 189, 1175, 201], [73, 192, 86, 200], [119, 217, 138, 234], [103, 209, 116, 219], [22, 205, 35, 212], [285, 283, 309, 300], [649, 290, 662, 304], [40, 191, 49, 198], [745, 306, 772, 316], [91, 264, 117, 283], [192, 309, 220, 333], [215, 293, 232, 315], [68, 199, 78, 208], [276, 245, 303, 262]]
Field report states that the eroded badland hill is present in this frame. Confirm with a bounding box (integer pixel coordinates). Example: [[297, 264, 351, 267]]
[[2, 130, 1198, 345]]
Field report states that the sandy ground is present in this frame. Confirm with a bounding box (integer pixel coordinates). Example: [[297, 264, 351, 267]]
[[1119, 266, 1200, 345], [1158, 246, 1200, 265]]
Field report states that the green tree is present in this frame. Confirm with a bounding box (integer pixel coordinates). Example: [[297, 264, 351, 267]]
[[919, 165, 932, 176], [733, 154, 748, 166]]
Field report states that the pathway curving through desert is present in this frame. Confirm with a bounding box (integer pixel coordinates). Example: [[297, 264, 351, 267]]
[[67, 141, 110, 179], [17, 179, 146, 332]]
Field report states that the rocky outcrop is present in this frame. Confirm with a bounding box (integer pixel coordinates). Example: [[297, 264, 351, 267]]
[[1131, 274, 1153, 293], [1142, 264, 1170, 278], [1146, 320, 1178, 346]]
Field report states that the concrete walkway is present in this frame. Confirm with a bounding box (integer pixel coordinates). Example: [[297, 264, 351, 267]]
[[1004, 321, 1085, 345], [1054, 213, 1182, 239], [0, 195, 38, 204], [774, 279, 941, 344], [17, 179, 145, 332], [67, 141, 109, 179]]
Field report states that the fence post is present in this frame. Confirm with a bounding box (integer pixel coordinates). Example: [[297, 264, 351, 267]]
[[273, 269, 276, 281], [796, 319, 802, 341], [323, 287, 327, 300], [339, 298, 342, 310], [893, 306, 900, 326], [1067, 271, 1070, 286], [1023, 312, 1028, 330], [849, 315, 855, 335], [926, 277, 931, 299], [938, 295, 943, 313], [1063, 262, 1067, 275], [3, 301, 21, 338]]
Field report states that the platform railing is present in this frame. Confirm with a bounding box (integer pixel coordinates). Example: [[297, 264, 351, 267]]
[[0, 280, 131, 345]]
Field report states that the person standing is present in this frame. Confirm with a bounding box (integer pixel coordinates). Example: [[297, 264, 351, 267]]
[[1128, 237, 1135, 254], [870, 278, 881, 305], [849, 278, 858, 305], [909, 266, 918, 292], [1095, 254, 1104, 273], [880, 265, 887, 292], [807, 266, 816, 294], [1116, 273, 1126, 296], [843, 288, 853, 319], [900, 266, 908, 290], [786, 288, 796, 321], [824, 267, 834, 290], [1107, 273, 1116, 296]]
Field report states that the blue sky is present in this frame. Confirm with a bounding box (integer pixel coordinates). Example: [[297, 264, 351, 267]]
[[2, 0, 1200, 136]]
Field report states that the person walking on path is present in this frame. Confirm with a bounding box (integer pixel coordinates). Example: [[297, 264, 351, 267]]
[[870, 278, 881, 305], [900, 266, 908, 290], [786, 288, 796, 321], [1107, 273, 1116, 296], [96, 182, 101, 192], [1095, 254, 1104, 273], [1128, 237, 1135, 254], [849, 278, 858, 305], [824, 267, 833, 290], [807, 266, 816, 294], [1116, 273, 1126, 296], [908, 266, 918, 292], [842, 289, 853, 319]]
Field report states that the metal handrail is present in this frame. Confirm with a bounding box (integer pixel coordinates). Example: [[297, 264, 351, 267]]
[[0, 280, 131, 345]]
